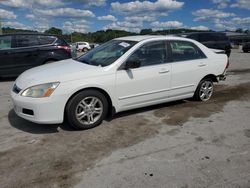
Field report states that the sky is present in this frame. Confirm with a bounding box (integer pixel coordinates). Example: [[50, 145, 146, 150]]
[[0, 0, 250, 33]]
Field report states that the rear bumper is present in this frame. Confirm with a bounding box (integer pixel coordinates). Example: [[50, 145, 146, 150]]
[[218, 74, 226, 81], [217, 71, 227, 81]]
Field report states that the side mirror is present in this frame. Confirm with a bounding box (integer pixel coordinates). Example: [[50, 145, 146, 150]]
[[124, 59, 141, 70]]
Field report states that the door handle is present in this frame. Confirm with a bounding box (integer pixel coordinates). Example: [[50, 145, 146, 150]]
[[159, 69, 170, 74], [198, 64, 206, 67]]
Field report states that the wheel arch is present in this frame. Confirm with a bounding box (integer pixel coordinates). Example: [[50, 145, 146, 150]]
[[194, 74, 216, 101], [64, 87, 115, 121], [195, 74, 218, 93], [43, 58, 58, 64], [201, 74, 218, 83]]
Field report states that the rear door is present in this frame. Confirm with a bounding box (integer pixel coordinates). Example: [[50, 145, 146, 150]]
[[0, 35, 16, 76], [169, 40, 208, 98], [36, 35, 59, 62], [12, 35, 40, 74]]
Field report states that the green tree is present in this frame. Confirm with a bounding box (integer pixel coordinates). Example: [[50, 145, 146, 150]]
[[44, 27, 62, 35], [235, 28, 243, 33], [140, 29, 153, 35]]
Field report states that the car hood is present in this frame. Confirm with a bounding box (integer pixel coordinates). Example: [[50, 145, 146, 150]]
[[15, 59, 102, 89]]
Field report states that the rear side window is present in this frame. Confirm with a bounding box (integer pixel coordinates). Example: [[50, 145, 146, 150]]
[[0, 36, 12, 49], [16, 35, 39, 47], [170, 41, 206, 62], [37, 36, 56, 45], [199, 33, 228, 42], [55, 38, 68, 46]]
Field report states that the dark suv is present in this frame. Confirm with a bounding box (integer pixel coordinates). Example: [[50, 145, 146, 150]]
[[242, 42, 250, 53], [179, 32, 232, 57], [0, 33, 72, 77]]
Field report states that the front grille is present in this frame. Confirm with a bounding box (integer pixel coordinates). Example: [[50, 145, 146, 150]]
[[13, 84, 22, 94]]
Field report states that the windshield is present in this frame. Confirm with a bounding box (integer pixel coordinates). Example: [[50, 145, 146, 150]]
[[76, 40, 137, 67]]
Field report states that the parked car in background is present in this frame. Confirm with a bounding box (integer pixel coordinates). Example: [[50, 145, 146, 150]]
[[178, 32, 232, 57], [0, 33, 72, 77], [242, 42, 250, 53], [69, 43, 77, 58], [76, 42, 91, 52], [11, 35, 228, 130]]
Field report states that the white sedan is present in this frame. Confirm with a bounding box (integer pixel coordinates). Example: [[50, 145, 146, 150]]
[[11, 36, 228, 129]]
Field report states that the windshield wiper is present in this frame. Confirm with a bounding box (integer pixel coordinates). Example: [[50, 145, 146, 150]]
[[76, 59, 91, 65]]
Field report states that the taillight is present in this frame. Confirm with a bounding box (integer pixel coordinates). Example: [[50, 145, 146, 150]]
[[57, 45, 71, 54], [226, 58, 229, 69]]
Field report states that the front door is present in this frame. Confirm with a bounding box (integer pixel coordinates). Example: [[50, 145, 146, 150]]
[[0, 35, 15, 77], [115, 40, 171, 112], [12, 35, 40, 74]]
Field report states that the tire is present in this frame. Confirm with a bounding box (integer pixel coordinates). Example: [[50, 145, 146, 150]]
[[82, 48, 88, 52], [243, 50, 248, 53], [66, 90, 108, 130], [193, 79, 214, 101]]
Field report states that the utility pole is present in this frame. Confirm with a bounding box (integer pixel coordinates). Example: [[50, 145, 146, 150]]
[[0, 18, 2, 35]]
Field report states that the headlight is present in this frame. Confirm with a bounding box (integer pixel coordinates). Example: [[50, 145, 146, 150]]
[[21, 82, 59, 98]]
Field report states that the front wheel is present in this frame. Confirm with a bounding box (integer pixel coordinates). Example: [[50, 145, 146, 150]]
[[66, 90, 108, 129], [193, 79, 214, 101]]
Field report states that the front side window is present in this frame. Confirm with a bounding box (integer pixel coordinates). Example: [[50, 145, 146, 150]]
[[16, 35, 39, 48], [0, 36, 12, 50], [76, 40, 137, 67], [126, 41, 167, 67], [170, 41, 206, 62]]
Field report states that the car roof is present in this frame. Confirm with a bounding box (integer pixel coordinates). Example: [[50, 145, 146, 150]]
[[114, 35, 194, 42], [183, 32, 226, 36], [0, 33, 59, 37]]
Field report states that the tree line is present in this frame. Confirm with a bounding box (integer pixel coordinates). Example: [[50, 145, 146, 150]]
[[2, 26, 249, 44]]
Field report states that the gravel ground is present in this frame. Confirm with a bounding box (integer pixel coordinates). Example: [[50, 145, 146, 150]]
[[0, 49, 249, 188]]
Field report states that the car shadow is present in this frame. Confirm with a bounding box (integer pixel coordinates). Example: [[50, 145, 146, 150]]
[[8, 109, 76, 134], [108, 100, 187, 121], [0, 77, 17, 82], [8, 99, 189, 134]]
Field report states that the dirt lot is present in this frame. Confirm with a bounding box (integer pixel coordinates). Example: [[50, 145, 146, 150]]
[[0, 49, 250, 188]]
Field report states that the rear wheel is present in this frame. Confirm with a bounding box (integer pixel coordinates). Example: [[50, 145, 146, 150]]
[[66, 90, 108, 129], [243, 50, 249, 53], [193, 79, 214, 101], [82, 48, 88, 52]]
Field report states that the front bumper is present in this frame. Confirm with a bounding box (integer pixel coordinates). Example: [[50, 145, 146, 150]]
[[11, 91, 66, 124]]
